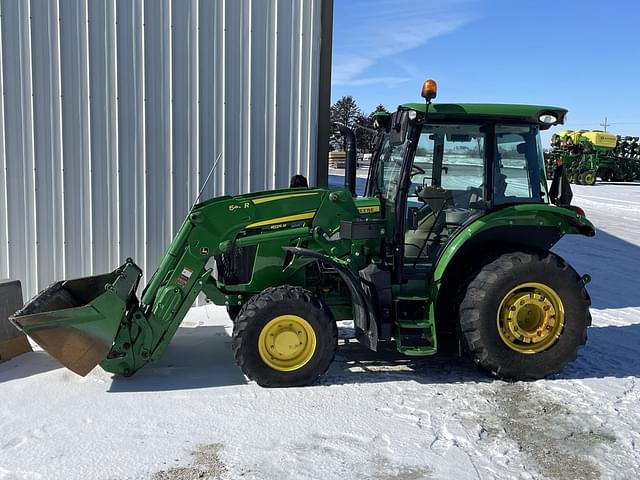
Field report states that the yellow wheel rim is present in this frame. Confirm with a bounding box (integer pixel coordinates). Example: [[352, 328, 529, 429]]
[[585, 173, 594, 184], [258, 315, 317, 371], [497, 282, 565, 354]]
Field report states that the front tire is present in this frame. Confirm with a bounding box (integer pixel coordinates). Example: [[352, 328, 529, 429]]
[[458, 251, 590, 380], [232, 285, 337, 387]]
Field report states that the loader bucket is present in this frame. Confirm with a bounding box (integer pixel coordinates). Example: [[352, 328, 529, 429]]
[[10, 261, 142, 376]]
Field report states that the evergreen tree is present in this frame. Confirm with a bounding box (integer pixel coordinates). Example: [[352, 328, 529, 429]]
[[330, 96, 362, 151], [355, 104, 388, 153], [330, 95, 362, 129], [330, 98, 389, 154]]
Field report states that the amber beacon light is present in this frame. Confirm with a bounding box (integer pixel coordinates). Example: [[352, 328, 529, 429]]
[[421, 79, 438, 102]]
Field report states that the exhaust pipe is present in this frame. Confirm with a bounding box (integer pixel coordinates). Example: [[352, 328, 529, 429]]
[[334, 123, 357, 196]]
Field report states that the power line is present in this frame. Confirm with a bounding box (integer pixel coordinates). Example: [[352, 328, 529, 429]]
[[562, 121, 640, 128], [600, 117, 610, 131]]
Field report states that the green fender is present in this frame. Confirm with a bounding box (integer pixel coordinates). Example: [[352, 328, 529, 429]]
[[433, 204, 595, 287]]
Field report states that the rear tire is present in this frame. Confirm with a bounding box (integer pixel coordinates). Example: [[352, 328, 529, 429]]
[[458, 251, 590, 380], [232, 285, 337, 387], [583, 171, 596, 185]]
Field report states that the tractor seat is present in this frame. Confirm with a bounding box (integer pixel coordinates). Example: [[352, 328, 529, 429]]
[[404, 207, 478, 259]]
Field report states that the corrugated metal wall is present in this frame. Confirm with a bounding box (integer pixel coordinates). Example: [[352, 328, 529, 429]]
[[0, 0, 325, 300]]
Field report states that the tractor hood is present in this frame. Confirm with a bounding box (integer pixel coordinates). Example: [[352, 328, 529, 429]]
[[195, 187, 382, 240]]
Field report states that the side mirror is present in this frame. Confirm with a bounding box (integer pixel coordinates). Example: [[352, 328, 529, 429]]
[[548, 164, 573, 206], [389, 110, 410, 146], [372, 112, 392, 132]]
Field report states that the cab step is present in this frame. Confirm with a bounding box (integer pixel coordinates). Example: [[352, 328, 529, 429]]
[[394, 320, 437, 356], [393, 297, 437, 356]]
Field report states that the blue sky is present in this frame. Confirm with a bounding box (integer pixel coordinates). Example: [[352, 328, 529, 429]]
[[331, 0, 640, 143]]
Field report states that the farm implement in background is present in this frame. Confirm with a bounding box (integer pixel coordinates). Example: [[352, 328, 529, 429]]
[[546, 130, 640, 184]]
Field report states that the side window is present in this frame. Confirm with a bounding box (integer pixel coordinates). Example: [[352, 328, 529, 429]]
[[495, 125, 540, 202], [441, 134, 485, 193], [412, 124, 486, 207]]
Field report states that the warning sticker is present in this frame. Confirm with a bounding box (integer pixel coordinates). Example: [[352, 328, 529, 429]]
[[177, 267, 193, 288]]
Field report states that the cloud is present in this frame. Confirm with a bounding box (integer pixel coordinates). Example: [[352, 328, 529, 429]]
[[332, 0, 478, 86]]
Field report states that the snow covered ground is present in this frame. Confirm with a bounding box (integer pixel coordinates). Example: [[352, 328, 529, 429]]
[[2, 183, 640, 480]]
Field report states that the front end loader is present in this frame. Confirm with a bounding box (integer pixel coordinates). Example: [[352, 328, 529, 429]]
[[12, 80, 595, 387]]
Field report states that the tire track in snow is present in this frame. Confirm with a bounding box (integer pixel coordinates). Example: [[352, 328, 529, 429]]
[[476, 382, 625, 480]]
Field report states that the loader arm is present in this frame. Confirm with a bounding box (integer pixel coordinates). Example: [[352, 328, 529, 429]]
[[13, 187, 368, 377], [105, 187, 360, 376]]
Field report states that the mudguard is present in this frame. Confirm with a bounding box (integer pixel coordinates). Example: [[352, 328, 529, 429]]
[[283, 247, 379, 350]]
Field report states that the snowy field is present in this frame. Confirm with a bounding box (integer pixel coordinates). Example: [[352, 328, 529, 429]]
[[2, 183, 640, 479]]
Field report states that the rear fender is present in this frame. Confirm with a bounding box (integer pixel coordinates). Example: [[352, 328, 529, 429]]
[[433, 204, 595, 299]]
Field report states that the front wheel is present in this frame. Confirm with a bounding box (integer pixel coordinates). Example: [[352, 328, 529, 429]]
[[458, 251, 590, 380], [232, 285, 337, 387]]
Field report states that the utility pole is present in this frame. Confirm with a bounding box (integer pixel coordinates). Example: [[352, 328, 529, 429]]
[[600, 117, 610, 131]]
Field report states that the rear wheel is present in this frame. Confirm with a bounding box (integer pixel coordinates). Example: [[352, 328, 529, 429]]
[[232, 285, 337, 387], [583, 171, 596, 185], [458, 251, 590, 380]]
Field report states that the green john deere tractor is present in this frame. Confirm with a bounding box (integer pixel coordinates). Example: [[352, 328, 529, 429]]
[[11, 80, 595, 387]]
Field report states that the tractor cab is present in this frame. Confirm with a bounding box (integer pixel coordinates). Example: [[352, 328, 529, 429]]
[[365, 87, 568, 281]]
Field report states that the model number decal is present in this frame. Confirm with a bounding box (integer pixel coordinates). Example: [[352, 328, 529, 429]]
[[228, 202, 250, 212]]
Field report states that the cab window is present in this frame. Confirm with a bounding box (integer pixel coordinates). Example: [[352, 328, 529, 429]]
[[411, 124, 486, 209], [494, 125, 545, 204]]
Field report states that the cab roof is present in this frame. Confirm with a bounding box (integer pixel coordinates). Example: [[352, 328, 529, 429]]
[[400, 103, 567, 129]]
